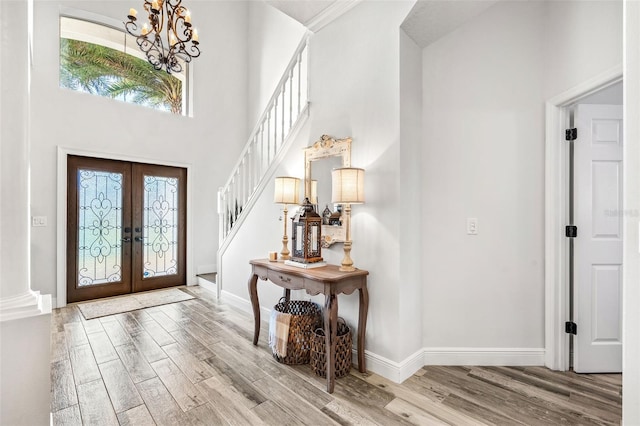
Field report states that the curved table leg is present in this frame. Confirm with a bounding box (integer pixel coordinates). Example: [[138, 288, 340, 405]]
[[358, 285, 369, 373], [324, 293, 338, 393], [248, 273, 260, 345]]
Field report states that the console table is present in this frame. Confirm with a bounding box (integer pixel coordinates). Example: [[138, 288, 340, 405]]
[[248, 259, 369, 393]]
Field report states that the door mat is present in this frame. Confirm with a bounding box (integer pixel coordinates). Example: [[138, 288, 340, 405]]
[[77, 288, 194, 320]]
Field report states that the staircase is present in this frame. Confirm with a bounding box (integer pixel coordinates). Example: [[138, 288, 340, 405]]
[[217, 35, 310, 255]]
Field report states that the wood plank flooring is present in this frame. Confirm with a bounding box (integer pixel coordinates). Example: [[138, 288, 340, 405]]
[[51, 286, 622, 425]]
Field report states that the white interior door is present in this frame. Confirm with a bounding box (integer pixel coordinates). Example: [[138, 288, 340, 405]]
[[573, 104, 623, 373]]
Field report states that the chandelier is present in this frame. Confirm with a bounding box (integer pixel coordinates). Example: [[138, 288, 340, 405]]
[[125, 0, 200, 74]]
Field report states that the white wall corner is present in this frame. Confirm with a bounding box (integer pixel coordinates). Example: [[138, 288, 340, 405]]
[[352, 347, 425, 384]]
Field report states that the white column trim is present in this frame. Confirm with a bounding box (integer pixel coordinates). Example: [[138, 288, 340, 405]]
[[0, 290, 51, 322]]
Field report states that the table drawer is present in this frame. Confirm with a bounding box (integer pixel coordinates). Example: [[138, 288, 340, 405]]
[[268, 270, 304, 288]]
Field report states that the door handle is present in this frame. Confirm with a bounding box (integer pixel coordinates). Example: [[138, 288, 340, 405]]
[[134, 236, 144, 242], [122, 237, 131, 243]]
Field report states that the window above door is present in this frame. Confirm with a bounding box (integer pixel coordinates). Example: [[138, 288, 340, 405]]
[[59, 15, 190, 116]]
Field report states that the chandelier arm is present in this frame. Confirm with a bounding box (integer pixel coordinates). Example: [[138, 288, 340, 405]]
[[124, 20, 138, 35], [136, 36, 164, 70]]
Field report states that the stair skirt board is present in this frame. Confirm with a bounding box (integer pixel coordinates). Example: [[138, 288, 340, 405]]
[[197, 276, 218, 295]]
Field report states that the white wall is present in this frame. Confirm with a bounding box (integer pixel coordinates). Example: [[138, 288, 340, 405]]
[[543, 0, 623, 100], [221, 1, 417, 373], [421, 0, 621, 356], [422, 0, 546, 352], [28, 0, 249, 302], [623, 1, 640, 422], [247, 2, 306, 131]]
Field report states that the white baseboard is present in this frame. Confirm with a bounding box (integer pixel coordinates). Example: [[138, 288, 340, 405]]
[[422, 347, 545, 368], [220, 290, 271, 321], [352, 348, 423, 384], [217, 290, 546, 384], [354, 347, 546, 384]]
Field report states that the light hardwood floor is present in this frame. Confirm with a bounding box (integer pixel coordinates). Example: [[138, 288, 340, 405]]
[[50, 286, 622, 425]]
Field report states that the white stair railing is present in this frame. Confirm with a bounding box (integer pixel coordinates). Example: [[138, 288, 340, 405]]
[[218, 35, 309, 247]]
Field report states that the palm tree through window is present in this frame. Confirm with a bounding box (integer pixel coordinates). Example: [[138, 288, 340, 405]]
[[59, 16, 188, 115]]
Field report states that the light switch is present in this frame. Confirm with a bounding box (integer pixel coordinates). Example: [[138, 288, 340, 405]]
[[467, 217, 478, 235], [32, 216, 47, 227]]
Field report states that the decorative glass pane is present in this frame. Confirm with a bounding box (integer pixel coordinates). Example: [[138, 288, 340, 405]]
[[143, 176, 179, 278], [77, 170, 123, 286]]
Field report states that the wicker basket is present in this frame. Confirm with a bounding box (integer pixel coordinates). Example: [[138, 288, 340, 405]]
[[310, 318, 352, 378], [271, 298, 322, 365]]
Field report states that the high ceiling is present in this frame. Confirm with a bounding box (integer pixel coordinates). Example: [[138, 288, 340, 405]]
[[401, 0, 499, 48], [265, 0, 500, 48], [265, 0, 339, 27]]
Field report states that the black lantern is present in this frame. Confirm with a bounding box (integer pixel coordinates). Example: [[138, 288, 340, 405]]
[[291, 198, 323, 264]]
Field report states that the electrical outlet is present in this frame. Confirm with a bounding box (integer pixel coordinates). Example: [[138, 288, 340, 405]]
[[32, 216, 47, 227], [467, 217, 478, 235]]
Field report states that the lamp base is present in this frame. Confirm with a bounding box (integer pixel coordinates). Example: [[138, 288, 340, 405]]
[[280, 207, 291, 260], [339, 240, 355, 272], [339, 265, 356, 272]]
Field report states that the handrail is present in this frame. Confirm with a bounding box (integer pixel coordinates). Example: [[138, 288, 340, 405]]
[[218, 34, 309, 246]]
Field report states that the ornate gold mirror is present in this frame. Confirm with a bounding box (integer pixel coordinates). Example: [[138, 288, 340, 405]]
[[304, 135, 352, 247]]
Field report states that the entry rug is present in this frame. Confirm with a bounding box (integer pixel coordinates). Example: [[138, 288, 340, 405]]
[[77, 288, 194, 320]]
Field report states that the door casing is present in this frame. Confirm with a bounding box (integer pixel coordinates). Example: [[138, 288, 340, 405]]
[[544, 65, 623, 371], [56, 147, 195, 308]]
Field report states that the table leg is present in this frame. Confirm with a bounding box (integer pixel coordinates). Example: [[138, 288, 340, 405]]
[[324, 293, 338, 393], [357, 285, 369, 373], [248, 273, 260, 345]]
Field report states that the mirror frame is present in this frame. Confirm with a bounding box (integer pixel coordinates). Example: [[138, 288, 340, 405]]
[[304, 135, 352, 247]]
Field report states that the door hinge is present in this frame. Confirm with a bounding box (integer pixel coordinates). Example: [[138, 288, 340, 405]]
[[565, 225, 577, 238], [565, 321, 577, 335], [565, 128, 577, 141]]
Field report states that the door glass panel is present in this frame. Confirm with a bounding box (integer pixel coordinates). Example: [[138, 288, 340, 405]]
[[143, 175, 179, 278], [77, 170, 123, 286]]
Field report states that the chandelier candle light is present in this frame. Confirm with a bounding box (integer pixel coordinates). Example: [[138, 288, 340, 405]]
[[331, 168, 365, 272], [125, 0, 200, 74], [274, 177, 301, 260]]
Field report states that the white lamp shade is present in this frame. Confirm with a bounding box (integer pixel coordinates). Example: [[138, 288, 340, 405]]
[[331, 168, 365, 204], [274, 176, 300, 204], [310, 180, 318, 204]]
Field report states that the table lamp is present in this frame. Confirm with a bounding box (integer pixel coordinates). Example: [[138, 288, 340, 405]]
[[274, 176, 300, 260], [331, 168, 365, 271]]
